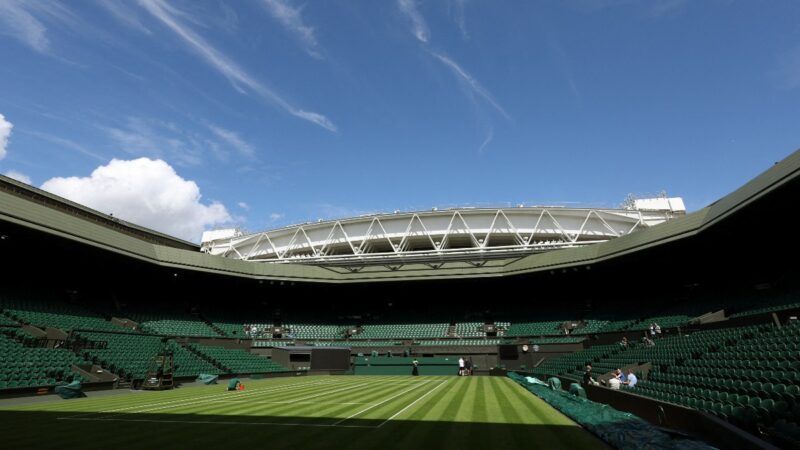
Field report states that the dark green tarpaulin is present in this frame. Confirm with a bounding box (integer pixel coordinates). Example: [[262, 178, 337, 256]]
[[54, 380, 85, 399], [196, 374, 218, 385], [569, 382, 587, 398], [227, 378, 241, 390]]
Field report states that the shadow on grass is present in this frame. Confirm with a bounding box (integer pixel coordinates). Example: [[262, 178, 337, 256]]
[[0, 410, 608, 450]]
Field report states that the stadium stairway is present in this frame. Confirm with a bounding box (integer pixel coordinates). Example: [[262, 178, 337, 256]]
[[195, 312, 229, 339], [185, 342, 289, 375], [179, 341, 229, 373]]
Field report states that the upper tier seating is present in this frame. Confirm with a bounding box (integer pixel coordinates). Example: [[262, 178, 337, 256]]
[[283, 323, 349, 340], [1, 295, 130, 333], [356, 323, 449, 339], [455, 322, 486, 337], [505, 320, 566, 337], [126, 312, 222, 337]]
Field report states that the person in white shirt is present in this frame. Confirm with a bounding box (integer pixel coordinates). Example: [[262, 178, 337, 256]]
[[608, 377, 621, 390], [624, 370, 638, 388], [458, 357, 465, 376]]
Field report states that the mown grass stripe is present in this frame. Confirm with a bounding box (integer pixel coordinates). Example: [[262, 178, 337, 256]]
[[164, 378, 374, 419], [249, 377, 398, 419]]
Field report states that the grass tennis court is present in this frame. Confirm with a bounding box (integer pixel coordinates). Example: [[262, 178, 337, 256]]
[[0, 376, 606, 450]]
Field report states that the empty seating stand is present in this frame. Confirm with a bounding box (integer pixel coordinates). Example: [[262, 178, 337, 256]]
[[356, 323, 449, 339], [1, 296, 131, 333], [75, 331, 221, 380], [187, 343, 288, 374], [0, 327, 89, 390]]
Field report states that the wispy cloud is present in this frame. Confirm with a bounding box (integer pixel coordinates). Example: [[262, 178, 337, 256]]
[[478, 127, 493, 154], [547, 34, 582, 103], [137, 0, 336, 131], [26, 131, 107, 161], [564, 0, 688, 17], [429, 51, 510, 120], [398, 0, 429, 43], [96, 1, 152, 35], [448, 0, 469, 39], [0, 1, 53, 53], [105, 118, 263, 165], [261, 0, 321, 59], [269, 212, 284, 221], [208, 125, 256, 159], [105, 117, 203, 166], [238, 202, 251, 210], [646, 0, 688, 18]]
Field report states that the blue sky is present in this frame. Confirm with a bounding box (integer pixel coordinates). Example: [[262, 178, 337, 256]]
[[1, 0, 799, 241]]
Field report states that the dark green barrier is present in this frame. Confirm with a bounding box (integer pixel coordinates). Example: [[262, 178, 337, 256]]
[[354, 356, 459, 376]]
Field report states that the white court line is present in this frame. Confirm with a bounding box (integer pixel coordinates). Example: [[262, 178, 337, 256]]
[[377, 379, 450, 428], [62, 378, 345, 420], [332, 380, 431, 425], [204, 400, 375, 405]]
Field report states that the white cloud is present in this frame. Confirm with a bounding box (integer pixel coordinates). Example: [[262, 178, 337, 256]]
[[269, 212, 284, 221], [208, 125, 256, 159], [398, 0, 429, 43], [4, 170, 31, 185], [0, 113, 12, 160], [41, 158, 231, 242], [261, 0, 321, 58], [137, 0, 336, 131], [430, 51, 510, 119], [238, 202, 250, 210]]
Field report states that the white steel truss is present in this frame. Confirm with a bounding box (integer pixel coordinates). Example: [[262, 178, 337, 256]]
[[202, 206, 682, 266]]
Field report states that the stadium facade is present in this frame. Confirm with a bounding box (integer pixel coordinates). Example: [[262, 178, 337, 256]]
[[0, 149, 798, 449]]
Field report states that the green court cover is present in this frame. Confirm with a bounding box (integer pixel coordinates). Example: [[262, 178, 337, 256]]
[[196, 374, 218, 385], [54, 380, 85, 399]]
